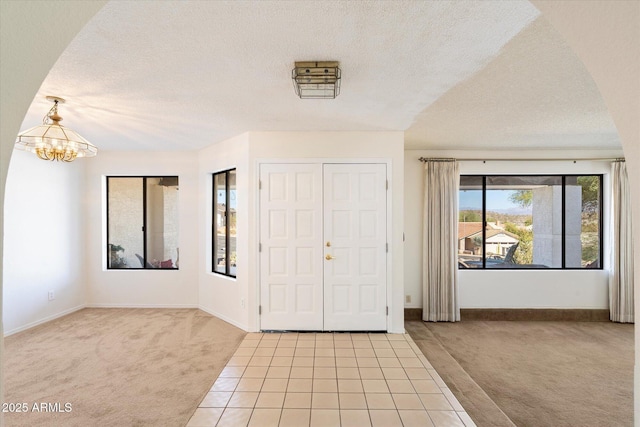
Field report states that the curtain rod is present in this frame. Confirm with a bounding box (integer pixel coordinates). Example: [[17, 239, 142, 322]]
[[418, 157, 456, 162], [418, 157, 625, 163]]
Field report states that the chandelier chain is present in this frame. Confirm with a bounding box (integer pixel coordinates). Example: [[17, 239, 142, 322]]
[[42, 100, 59, 125]]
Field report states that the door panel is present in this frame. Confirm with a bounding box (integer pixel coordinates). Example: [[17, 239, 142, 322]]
[[259, 164, 323, 330], [323, 164, 387, 331]]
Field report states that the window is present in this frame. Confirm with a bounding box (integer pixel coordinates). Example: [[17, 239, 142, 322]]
[[213, 169, 237, 277], [107, 176, 179, 269], [458, 175, 602, 269]]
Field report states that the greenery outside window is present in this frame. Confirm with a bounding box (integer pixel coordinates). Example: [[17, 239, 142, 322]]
[[458, 175, 602, 270], [213, 169, 237, 277], [107, 176, 179, 269]]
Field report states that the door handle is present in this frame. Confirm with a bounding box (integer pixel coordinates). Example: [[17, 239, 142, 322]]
[[325, 254, 335, 260]]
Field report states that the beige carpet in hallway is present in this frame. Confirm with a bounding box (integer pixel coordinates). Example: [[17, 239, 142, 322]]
[[408, 320, 633, 427], [4, 308, 246, 427]]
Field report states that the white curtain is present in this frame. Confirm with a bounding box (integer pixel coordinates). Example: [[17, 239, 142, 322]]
[[610, 160, 634, 323], [422, 159, 460, 322]]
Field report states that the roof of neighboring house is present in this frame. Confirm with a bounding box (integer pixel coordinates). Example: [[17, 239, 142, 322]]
[[458, 222, 483, 240], [486, 229, 519, 240], [458, 222, 519, 241]]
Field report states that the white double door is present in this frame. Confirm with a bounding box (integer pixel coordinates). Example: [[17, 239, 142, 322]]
[[259, 163, 387, 331]]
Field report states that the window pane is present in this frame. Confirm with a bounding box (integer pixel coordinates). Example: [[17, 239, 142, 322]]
[[146, 177, 179, 269], [458, 176, 483, 268], [485, 176, 561, 268], [565, 176, 601, 268], [108, 178, 143, 268], [228, 170, 237, 277], [214, 173, 227, 274]]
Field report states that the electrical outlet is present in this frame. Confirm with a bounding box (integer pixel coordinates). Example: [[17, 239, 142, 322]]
[[48, 290, 55, 301], [405, 295, 411, 304]]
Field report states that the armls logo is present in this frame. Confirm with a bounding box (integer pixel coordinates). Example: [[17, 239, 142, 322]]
[[31, 402, 72, 413]]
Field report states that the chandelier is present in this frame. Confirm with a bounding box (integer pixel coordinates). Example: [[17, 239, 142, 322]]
[[15, 96, 97, 162], [292, 61, 341, 99]]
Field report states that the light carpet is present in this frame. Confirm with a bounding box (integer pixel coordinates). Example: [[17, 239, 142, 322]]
[[408, 320, 633, 427], [4, 308, 245, 427]]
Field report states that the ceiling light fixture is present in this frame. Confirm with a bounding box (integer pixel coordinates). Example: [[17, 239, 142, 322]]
[[292, 61, 341, 99], [15, 96, 97, 162]]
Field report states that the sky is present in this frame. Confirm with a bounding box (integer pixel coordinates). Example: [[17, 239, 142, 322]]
[[459, 189, 532, 213]]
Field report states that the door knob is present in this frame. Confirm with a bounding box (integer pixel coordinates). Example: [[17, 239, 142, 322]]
[[325, 254, 335, 260]]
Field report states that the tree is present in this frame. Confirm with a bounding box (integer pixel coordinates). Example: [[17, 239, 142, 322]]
[[577, 176, 600, 264], [577, 176, 599, 214], [509, 190, 532, 208], [504, 223, 533, 264]]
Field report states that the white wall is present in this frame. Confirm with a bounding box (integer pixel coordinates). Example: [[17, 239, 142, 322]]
[[248, 131, 405, 332], [197, 131, 405, 332], [3, 151, 86, 334], [84, 151, 199, 307], [198, 133, 250, 330], [405, 149, 621, 310], [0, 0, 107, 406]]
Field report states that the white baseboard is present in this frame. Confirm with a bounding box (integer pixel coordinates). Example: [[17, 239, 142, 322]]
[[198, 305, 248, 331], [4, 304, 86, 337], [86, 303, 198, 308]]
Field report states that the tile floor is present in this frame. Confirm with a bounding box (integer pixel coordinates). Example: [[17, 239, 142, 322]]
[[187, 332, 475, 427]]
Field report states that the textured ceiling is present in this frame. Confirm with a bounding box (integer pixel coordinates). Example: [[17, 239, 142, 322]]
[[21, 0, 620, 152], [404, 16, 620, 150]]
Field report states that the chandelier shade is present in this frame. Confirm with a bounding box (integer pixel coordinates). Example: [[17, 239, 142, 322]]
[[14, 96, 97, 162]]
